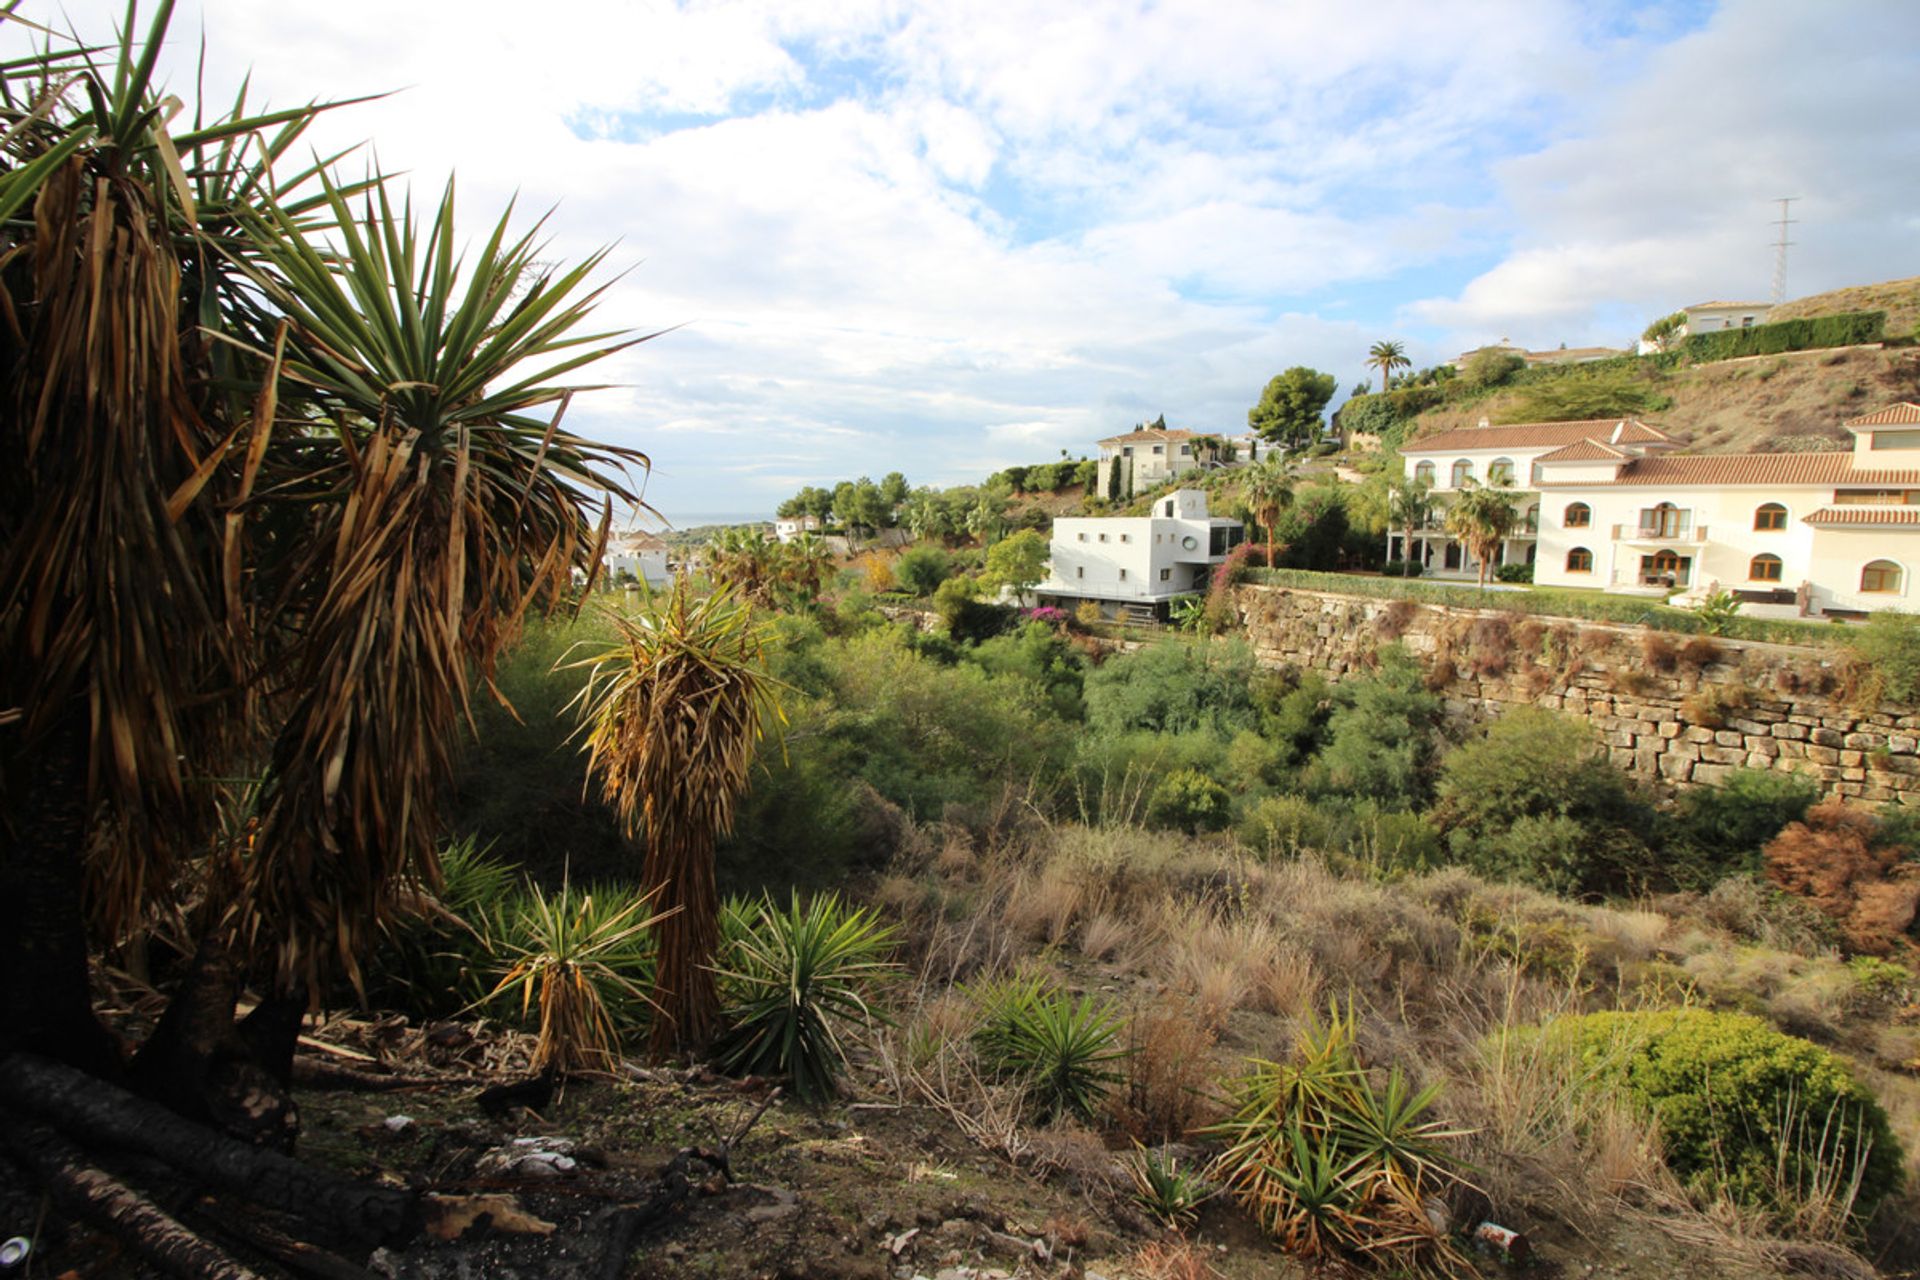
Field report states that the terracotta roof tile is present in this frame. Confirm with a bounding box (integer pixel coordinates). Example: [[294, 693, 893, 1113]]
[[1537, 452, 1920, 488], [1098, 428, 1198, 445], [1407, 418, 1673, 454], [1535, 438, 1630, 463], [1804, 507, 1920, 527], [1844, 403, 1920, 428]]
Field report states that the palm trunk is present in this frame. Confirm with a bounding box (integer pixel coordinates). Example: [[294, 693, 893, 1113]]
[[0, 708, 124, 1077], [647, 826, 720, 1057]]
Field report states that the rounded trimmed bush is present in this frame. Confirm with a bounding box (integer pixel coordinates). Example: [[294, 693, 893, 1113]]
[[1147, 768, 1233, 833], [1540, 1009, 1903, 1219]]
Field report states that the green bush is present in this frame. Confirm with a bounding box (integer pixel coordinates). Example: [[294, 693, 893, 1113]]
[[1237, 792, 1333, 855], [1495, 562, 1534, 583], [1148, 768, 1234, 833], [366, 836, 516, 1018], [1333, 393, 1408, 445], [966, 621, 1087, 720], [1674, 768, 1822, 879], [1537, 1009, 1903, 1221], [1847, 611, 1920, 704], [1435, 708, 1659, 894], [1083, 639, 1261, 737], [1504, 365, 1670, 422], [1461, 348, 1524, 389], [973, 976, 1127, 1122], [895, 545, 954, 596], [1302, 650, 1442, 809], [714, 892, 899, 1102], [1683, 311, 1885, 364]]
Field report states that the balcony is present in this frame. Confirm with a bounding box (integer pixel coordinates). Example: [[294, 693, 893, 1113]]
[[1612, 523, 1707, 543]]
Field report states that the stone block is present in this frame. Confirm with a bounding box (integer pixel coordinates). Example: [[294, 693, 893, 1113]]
[[1770, 722, 1807, 740], [1810, 728, 1845, 747], [1635, 745, 1664, 775], [1746, 752, 1777, 771], [1841, 767, 1866, 782], [1666, 740, 1700, 763], [1744, 738, 1778, 759], [1698, 744, 1747, 766], [1843, 732, 1883, 750], [1890, 735, 1917, 754], [1804, 745, 1840, 764], [1713, 730, 1743, 748], [1692, 763, 1734, 787], [1684, 726, 1718, 744], [1659, 754, 1695, 782], [1659, 720, 1683, 739], [1841, 750, 1865, 768]]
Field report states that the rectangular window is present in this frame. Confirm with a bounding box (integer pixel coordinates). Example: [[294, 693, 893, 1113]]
[[1075, 567, 1083, 579], [1119, 569, 1128, 581], [1179, 445, 1190, 455], [1159, 568, 1171, 582], [1076, 532, 1087, 541], [1152, 445, 1164, 455], [1120, 534, 1131, 543], [1871, 430, 1920, 451], [1098, 533, 1109, 542]]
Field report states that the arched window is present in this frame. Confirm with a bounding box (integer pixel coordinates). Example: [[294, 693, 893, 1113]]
[[1566, 546, 1593, 573], [1862, 560, 1904, 593], [1650, 549, 1682, 578], [1414, 461, 1435, 486], [1754, 503, 1787, 531], [1450, 459, 1473, 487], [1488, 457, 1515, 485], [1642, 502, 1683, 538], [1564, 502, 1591, 528], [1750, 554, 1783, 582]]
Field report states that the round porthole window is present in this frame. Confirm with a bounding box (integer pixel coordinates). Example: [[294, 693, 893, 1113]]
[[1181, 535, 1199, 551]]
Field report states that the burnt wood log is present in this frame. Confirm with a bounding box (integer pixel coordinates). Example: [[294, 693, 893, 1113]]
[[0, 1052, 418, 1245], [0, 1115, 262, 1280]]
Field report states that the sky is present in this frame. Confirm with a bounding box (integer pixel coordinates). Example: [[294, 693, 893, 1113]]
[[11, 0, 1919, 524]]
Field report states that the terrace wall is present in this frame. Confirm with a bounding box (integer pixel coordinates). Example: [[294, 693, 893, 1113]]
[[1232, 584, 1920, 804]]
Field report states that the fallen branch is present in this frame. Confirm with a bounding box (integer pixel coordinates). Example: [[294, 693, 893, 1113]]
[[0, 1053, 417, 1246], [188, 1198, 376, 1280], [0, 1115, 261, 1280]]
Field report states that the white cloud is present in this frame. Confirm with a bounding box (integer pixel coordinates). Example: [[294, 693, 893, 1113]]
[[10, 0, 1917, 520]]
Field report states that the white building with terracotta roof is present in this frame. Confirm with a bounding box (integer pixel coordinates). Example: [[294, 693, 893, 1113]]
[[1391, 417, 1680, 578], [604, 530, 670, 588], [1511, 404, 1920, 616], [1683, 300, 1773, 333], [1093, 423, 1274, 499]]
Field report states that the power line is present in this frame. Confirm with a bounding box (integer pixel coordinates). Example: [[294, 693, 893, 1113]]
[[1771, 196, 1798, 305]]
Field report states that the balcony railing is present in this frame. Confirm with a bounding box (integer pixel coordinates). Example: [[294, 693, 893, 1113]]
[[1612, 523, 1708, 542]]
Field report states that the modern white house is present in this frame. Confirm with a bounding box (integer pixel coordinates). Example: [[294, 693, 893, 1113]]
[[1035, 489, 1245, 621], [1391, 417, 1680, 578], [1683, 300, 1773, 333], [773, 514, 822, 544], [604, 530, 670, 588], [1093, 425, 1274, 499]]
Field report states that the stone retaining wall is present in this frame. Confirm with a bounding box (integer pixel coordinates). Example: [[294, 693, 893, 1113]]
[[1232, 584, 1920, 805]]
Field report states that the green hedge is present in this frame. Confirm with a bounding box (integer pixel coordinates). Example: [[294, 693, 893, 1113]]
[[1242, 568, 1843, 648], [1683, 311, 1885, 364]]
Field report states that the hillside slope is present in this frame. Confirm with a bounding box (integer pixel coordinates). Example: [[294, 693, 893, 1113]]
[[1771, 273, 1920, 336], [1410, 344, 1917, 455]]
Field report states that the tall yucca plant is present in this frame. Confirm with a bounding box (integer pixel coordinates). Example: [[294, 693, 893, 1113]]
[[570, 579, 785, 1055], [1, 1, 648, 1093]]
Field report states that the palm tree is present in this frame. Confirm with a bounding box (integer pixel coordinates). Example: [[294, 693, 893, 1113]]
[[1367, 340, 1411, 394], [1242, 459, 1298, 568], [1, 5, 642, 1098], [1389, 479, 1435, 572], [1444, 480, 1518, 588], [780, 533, 835, 600], [571, 579, 785, 1054]]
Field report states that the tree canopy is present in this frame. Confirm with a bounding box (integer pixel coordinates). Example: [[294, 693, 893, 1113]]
[[1248, 367, 1337, 451]]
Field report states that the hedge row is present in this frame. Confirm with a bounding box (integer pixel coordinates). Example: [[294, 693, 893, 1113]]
[[1242, 567, 1844, 648], [1682, 311, 1885, 364]]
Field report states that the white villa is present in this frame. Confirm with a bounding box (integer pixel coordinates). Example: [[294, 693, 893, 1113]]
[[1035, 489, 1245, 622], [1394, 405, 1920, 617], [604, 530, 670, 588], [1093, 425, 1275, 499], [773, 514, 822, 544]]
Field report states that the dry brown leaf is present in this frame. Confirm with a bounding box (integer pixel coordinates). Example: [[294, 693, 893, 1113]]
[[422, 1193, 556, 1240]]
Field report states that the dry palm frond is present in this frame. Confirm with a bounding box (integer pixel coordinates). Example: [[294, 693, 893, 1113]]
[[568, 578, 786, 1054]]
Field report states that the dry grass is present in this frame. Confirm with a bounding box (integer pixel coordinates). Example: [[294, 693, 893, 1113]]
[[1110, 993, 1222, 1143], [1125, 1238, 1225, 1280]]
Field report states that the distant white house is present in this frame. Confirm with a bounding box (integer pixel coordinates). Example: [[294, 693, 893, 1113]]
[[773, 514, 822, 544], [1684, 300, 1773, 333], [604, 530, 670, 588], [1034, 488, 1244, 621], [1093, 425, 1275, 499]]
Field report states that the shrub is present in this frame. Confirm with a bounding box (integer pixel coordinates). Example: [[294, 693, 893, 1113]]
[[1461, 347, 1524, 389], [488, 879, 661, 1074], [1236, 793, 1333, 856], [1074, 600, 1105, 628], [967, 620, 1087, 720], [895, 545, 954, 596], [1112, 994, 1221, 1143], [1536, 1009, 1903, 1221], [1697, 588, 1740, 636], [1084, 639, 1261, 737], [1380, 558, 1406, 578], [1302, 649, 1442, 809], [1148, 769, 1234, 833], [1434, 708, 1660, 895], [1494, 561, 1534, 583], [1128, 1145, 1212, 1231], [974, 976, 1128, 1122], [1506, 365, 1669, 421], [714, 892, 899, 1102], [1674, 768, 1821, 879], [1846, 612, 1920, 704], [1209, 1004, 1465, 1267], [368, 836, 516, 1018], [1764, 799, 1920, 955]]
